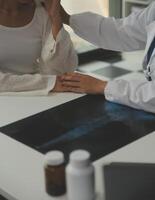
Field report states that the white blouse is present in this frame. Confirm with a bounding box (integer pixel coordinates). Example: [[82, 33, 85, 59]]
[[0, 5, 78, 95]]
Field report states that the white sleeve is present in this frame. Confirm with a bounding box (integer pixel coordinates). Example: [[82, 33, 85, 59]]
[[0, 71, 56, 96], [40, 8, 78, 75], [70, 2, 155, 52], [104, 78, 155, 113]]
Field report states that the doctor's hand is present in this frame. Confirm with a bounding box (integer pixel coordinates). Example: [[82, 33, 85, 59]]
[[52, 76, 80, 92], [42, 0, 62, 39], [60, 73, 108, 94]]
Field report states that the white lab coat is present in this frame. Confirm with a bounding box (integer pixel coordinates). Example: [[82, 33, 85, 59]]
[[70, 2, 155, 113]]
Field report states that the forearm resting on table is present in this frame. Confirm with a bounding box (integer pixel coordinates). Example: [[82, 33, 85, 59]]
[[0, 72, 56, 95]]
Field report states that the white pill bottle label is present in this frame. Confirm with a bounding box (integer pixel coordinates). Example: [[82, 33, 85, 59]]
[[66, 150, 95, 200]]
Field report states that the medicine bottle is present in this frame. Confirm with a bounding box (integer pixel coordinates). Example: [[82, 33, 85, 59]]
[[66, 150, 95, 200], [44, 151, 66, 197]]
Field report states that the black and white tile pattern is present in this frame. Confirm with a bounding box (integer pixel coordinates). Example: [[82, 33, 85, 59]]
[[78, 50, 145, 82]]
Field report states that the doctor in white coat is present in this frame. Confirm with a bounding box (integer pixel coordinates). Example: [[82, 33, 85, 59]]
[[59, 2, 155, 113]]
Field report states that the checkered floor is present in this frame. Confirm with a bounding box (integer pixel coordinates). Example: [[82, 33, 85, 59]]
[[77, 50, 145, 82]]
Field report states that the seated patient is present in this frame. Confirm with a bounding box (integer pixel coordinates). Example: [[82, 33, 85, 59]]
[[0, 0, 77, 95]]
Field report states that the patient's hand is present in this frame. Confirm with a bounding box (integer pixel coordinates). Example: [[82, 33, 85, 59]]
[[60, 73, 108, 94], [43, 0, 62, 39], [43, 0, 61, 19]]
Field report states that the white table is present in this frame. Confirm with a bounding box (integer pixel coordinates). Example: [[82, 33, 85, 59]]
[[0, 93, 154, 200]]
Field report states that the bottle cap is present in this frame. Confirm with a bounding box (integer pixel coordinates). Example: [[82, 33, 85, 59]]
[[70, 150, 90, 168], [44, 151, 64, 166]]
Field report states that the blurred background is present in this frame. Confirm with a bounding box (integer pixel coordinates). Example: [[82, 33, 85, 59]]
[[62, 0, 108, 15]]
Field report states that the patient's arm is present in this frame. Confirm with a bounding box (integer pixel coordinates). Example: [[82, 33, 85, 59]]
[[43, 0, 62, 39], [0, 70, 56, 95], [39, 2, 78, 74], [0, 69, 76, 95], [0, 4, 77, 95], [40, 21, 78, 76]]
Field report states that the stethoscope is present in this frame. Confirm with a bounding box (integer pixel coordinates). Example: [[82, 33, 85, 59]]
[[143, 37, 155, 82], [143, 63, 152, 81]]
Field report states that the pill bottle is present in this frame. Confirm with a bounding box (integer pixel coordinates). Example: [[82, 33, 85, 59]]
[[44, 151, 66, 197], [66, 149, 95, 200]]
